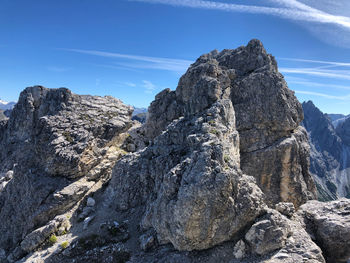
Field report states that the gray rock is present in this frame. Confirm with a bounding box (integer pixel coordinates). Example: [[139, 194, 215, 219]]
[[233, 240, 246, 259], [275, 202, 295, 217], [144, 39, 316, 208], [297, 198, 350, 263], [86, 197, 96, 207], [0, 86, 133, 252], [107, 99, 266, 251], [140, 233, 156, 251], [83, 216, 95, 230], [0, 248, 6, 259], [245, 210, 291, 255], [21, 219, 59, 252]]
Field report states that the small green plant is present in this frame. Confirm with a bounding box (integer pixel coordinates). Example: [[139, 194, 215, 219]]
[[61, 241, 69, 249], [49, 234, 57, 245], [224, 155, 230, 163], [210, 129, 219, 136], [61, 230, 67, 235], [62, 131, 73, 143]]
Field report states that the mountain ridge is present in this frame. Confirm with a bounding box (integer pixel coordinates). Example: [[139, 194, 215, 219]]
[[0, 40, 349, 263]]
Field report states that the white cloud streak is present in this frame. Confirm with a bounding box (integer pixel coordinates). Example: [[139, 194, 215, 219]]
[[131, 0, 350, 29], [279, 57, 350, 67], [47, 66, 71, 72], [142, 80, 157, 93], [295, 90, 350, 100], [280, 67, 350, 80], [60, 48, 192, 72], [288, 80, 350, 91]]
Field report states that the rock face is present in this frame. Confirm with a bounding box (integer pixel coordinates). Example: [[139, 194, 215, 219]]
[[0, 41, 349, 263], [144, 39, 316, 208], [107, 99, 266, 251], [0, 86, 133, 256], [298, 199, 350, 263], [302, 101, 350, 200], [104, 39, 317, 254]]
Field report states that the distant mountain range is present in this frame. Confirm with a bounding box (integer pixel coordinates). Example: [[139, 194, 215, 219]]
[[302, 101, 350, 200], [132, 107, 148, 123], [0, 99, 16, 110]]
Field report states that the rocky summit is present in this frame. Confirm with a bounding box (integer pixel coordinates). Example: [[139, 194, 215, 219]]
[[0, 40, 349, 263]]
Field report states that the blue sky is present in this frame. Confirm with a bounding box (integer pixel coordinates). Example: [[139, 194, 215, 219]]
[[1, 0, 350, 114]]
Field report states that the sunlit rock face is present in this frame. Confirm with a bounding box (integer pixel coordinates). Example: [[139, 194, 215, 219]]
[[106, 39, 316, 252], [0, 86, 133, 253]]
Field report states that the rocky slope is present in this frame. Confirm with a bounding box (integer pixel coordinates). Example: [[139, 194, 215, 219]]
[[302, 101, 350, 200], [0, 86, 134, 262], [0, 40, 349, 263]]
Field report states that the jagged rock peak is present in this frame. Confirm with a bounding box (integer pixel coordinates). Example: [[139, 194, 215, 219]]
[[1, 85, 133, 178], [103, 39, 317, 256], [144, 39, 315, 208], [0, 86, 134, 257]]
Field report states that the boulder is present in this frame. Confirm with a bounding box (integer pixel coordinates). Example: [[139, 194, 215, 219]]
[[297, 199, 350, 263]]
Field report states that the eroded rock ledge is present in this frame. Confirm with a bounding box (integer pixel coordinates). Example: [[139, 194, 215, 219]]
[[0, 40, 349, 263]]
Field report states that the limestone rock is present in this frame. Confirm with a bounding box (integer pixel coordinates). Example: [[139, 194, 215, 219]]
[[106, 99, 266, 251], [0, 86, 133, 253], [144, 39, 316, 208], [20, 216, 68, 253], [275, 202, 295, 217], [297, 199, 350, 263], [266, 218, 325, 263], [86, 197, 96, 207], [0, 86, 133, 178], [233, 240, 246, 259], [245, 210, 291, 255]]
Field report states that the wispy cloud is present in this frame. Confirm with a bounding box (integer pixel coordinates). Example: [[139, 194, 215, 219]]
[[142, 80, 156, 94], [288, 80, 350, 91], [295, 90, 350, 100], [124, 82, 137, 87], [130, 0, 350, 29], [280, 67, 350, 80], [60, 48, 192, 73], [279, 57, 350, 67], [47, 66, 71, 72]]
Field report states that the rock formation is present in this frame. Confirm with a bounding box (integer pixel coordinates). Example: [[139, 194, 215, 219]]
[[302, 101, 350, 200], [0, 86, 133, 261], [144, 39, 316, 208], [0, 40, 349, 263]]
